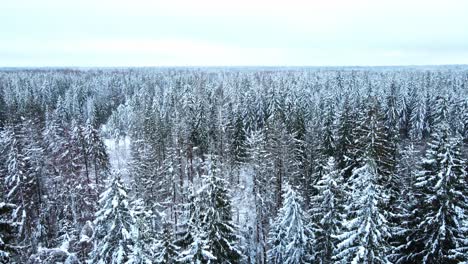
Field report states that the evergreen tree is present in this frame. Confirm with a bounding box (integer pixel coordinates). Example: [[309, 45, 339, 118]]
[[90, 173, 136, 264], [83, 119, 110, 193], [410, 97, 426, 141], [199, 156, 243, 263], [336, 97, 358, 179], [177, 185, 215, 264], [334, 159, 390, 264], [0, 202, 18, 263], [267, 184, 311, 264], [154, 223, 180, 263], [127, 199, 157, 264], [245, 129, 273, 264], [398, 96, 468, 263], [1, 121, 44, 257], [310, 157, 345, 264]]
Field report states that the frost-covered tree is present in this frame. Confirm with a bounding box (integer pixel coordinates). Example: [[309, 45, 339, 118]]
[[178, 156, 243, 264], [397, 96, 468, 264], [130, 140, 162, 212], [1, 121, 44, 257], [245, 129, 274, 263], [0, 202, 17, 263], [268, 183, 311, 264], [177, 185, 215, 264], [83, 119, 110, 193], [310, 157, 345, 264], [127, 199, 157, 264], [334, 159, 390, 264], [410, 97, 426, 141], [90, 173, 136, 264], [154, 223, 180, 264], [199, 156, 243, 263], [336, 97, 358, 179]]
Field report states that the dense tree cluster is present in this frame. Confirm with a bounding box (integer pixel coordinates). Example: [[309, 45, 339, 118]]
[[0, 67, 467, 263]]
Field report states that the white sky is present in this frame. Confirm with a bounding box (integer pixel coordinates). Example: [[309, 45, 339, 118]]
[[1, 0, 468, 67]]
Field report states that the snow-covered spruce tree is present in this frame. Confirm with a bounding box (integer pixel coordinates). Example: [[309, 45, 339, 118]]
[[313, 99, 338, 189], [310, 157, 345, 264], [70, 120, 97, 213], [267, 183, 311, 264], [177, 183, 216, 264], [336, 96, 358, 179], [334, 158, 390, 264], [127, 198, 157, 264], [334, 97, 393, 263], [199, 156, 243, 263], [153, 145, 180, 225], [1, 121, 44, 257], [0, 202, 18, 263], [178, 155, 242, 263], [245, 129, 274, 264], [354, 97, 397, 181], [389, 143, 419, 262], [130, 140, 160, 211], [229, 114, 247, 171], [410, 96, 426, 141], [89, 173, 137, 264], [462, 99, 468, 143], [83, 119, 110, 193], [397, 96, 468, 264], [43, 115, 94, 246], [154, 222, 180, 263]]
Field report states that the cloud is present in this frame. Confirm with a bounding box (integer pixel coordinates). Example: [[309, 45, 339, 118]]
[[1, 0, 468, 66]]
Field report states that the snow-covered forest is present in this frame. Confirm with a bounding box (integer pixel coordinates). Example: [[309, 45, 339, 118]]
[[0, 67, 467, 263]]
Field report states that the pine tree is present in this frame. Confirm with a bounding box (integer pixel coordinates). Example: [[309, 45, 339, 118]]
[[310, 157, 345, 264], [267, 183, 311, 264], [90, 173, 136, 264]]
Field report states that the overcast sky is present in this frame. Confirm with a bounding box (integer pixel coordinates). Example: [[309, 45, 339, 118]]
[[1, 0, 468, 67]]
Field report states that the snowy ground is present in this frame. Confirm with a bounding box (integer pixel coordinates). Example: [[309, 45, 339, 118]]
[[104, 137, 131, 176], [104, 135, 255, 228]]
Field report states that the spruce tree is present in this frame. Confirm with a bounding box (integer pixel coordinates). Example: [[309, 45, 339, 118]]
[[398, 96, 468, 263], [267, 183, 311, 264], [200, 156, 243, 263], [336, 97, 358, 179], [0, 202, 17, 263], [154, 223, 180, 263], [90, 173, 136, 264], [334, 159, 390, 264], [310, 157, 345, 264], [83, 119, 110, 193], [1, 121, 44, 256], [177, 185, 215, 264]]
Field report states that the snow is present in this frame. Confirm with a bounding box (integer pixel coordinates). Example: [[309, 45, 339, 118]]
[[104, 136, 131, 176]]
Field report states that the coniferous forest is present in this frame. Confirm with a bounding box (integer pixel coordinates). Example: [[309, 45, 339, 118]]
[[0, 67, 467, 263]]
